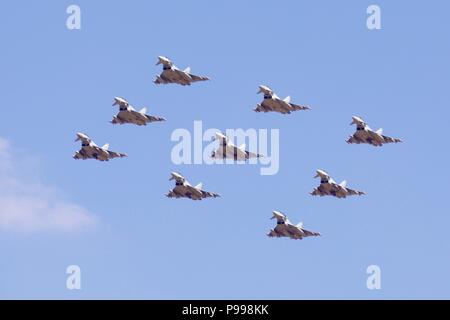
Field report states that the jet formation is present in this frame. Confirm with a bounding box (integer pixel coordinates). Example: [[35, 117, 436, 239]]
[[72, 55, 404, 241]]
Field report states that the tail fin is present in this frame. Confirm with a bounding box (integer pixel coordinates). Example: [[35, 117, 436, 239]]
[[102, 143, 109, 151], [139, 107, 147, 114], [195, 182, 203, 190], [376, 128, 383, 135], [183, 67, 191, 74], [339, 180, 347, 188], [283, 96, 291, 103]]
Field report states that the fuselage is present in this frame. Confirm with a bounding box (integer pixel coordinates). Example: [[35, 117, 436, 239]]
[[115, 109, 149, 126], [172, 181, 203, 200]]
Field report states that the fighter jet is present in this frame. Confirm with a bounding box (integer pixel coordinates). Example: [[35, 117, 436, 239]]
[[73, 132, 127, 161], [311, 170, 365, 198], [154, 56, 210, 86], [111, 97, 166, 126], [347, 116, 402, 147], [166, 172, 220, 200], [267, 211, 321, 240], [211, 132, 263, 161], [254, 85, 310, 114]]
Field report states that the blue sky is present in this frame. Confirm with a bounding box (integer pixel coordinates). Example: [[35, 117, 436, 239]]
[[0, 0, 449, 299]]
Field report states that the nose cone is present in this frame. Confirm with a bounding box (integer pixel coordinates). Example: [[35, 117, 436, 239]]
[[315, 169, 328, 178], [157, 56, 171, 66], [113, 96, 127, 106], [75, 132, 89, 142], [257, 85, 272, 94], [170, 171, 183, 181], [272, 210, 285, 219], [351, 116, 364, 125], [215, 132, 227, 140]]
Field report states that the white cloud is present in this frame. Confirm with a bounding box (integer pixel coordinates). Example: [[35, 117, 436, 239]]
[[0, 137, 97, 232]]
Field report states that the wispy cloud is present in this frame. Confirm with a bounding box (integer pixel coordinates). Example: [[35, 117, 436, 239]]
[[0, 137, 97, 232]]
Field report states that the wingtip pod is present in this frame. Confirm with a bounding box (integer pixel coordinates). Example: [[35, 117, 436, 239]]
[[289, 103, 311, 112], [192, 75, 210, 82], [200, 190, 220, 199], [151, 115, 166, 122], [307, 230, 321, 237], [113, 152, 127, 159], [387, 136, 403, 144]]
